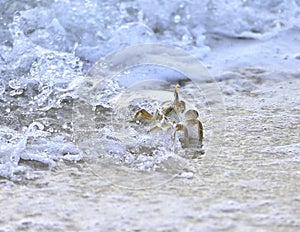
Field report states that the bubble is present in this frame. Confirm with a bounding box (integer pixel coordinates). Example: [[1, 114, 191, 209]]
[[27, 121, 45, 133], [100, 62, 108, 69], [181, 34, 192, 44], [173, 15, 181, 23], [35, 85, 53, 106], [62, 123, 68, 129], [47, 54, 55, 60], [177, 171, 193, 179], [8, 79, 21, 90], [9, 89, 23, 96]]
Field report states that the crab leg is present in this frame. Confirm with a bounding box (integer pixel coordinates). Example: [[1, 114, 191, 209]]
[[148, 118, 172, 134], [186, 119, 203, 141], [147, 125, 161, 134], [184, 109, 203, 141], [133, 109, 153, 121], [173, 123, 189, 148]]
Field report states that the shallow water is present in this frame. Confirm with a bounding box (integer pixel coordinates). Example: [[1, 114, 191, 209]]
[[1, 71, 299, 231]]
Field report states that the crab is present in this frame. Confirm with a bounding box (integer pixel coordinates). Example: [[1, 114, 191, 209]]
[[133, 84, 203, 148]]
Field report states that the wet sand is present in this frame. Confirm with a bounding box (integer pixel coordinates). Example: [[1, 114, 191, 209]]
[[1, 71, 299, 231]]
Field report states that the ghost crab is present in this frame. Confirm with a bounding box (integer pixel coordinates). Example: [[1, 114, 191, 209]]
[[133, 84, 203, 148]]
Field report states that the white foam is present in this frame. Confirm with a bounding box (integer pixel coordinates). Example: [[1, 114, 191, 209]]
[[1, 0, 299, 178]]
